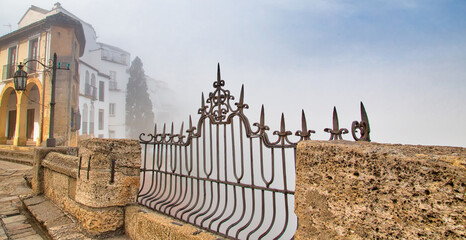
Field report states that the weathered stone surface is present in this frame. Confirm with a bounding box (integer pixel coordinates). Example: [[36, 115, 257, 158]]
[[125, 205, 219, 240], [34, 139, 142, 238], [75, 171, 139, 208], [26, 199, 68, 225], [42, 152, 78, 179], [63, 196, 124, 236], [78, 139, 141, 170], [9, 229, 37, 238], [2, 214, 27, 224], [32, 147, 78, 195], [43, 168, 70, 208], [295, 141, 466, 239], [14, 234, 44, 240], [23, 195, 126, 240], [22, 196, 47, 206], [47, 223, 90, 240]]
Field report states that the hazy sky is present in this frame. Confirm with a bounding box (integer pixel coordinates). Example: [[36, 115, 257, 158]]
[[1, 0, 465, 147]]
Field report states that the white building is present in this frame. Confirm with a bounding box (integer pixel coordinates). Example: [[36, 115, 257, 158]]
[[19, 3, 130, 139]]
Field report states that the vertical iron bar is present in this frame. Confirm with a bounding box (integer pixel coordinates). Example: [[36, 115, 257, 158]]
[[236, 138, 257, 238], [165, 144, 185, 214], [274, 146, 291, 239], [211, 124, 229, 231], [175, 140, 194, 218], [109, 159, 116, 184], [86, 155, 91, 180], [259, 192, 277, 239], [248, 190, 266, 239], [200, 123, 222, 227], [138, 142, 153, 197], [77, 155, 82, 179]]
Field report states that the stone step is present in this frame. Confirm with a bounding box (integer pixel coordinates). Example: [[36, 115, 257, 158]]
[[21, 195, 130, 240], [0, 149, 34, 166]]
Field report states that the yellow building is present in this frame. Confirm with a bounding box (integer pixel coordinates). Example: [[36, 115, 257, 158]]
[[0, 12, 85, 147]]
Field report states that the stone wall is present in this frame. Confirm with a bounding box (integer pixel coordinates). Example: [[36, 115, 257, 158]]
[[295, 141, 465, 239], [32, 139, 141, 237]]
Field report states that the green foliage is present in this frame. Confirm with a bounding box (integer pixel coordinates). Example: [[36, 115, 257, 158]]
[[126, 57, 155, 139]]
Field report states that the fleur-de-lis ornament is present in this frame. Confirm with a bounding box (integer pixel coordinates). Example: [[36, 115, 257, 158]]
[[324, 107, 348, 140]]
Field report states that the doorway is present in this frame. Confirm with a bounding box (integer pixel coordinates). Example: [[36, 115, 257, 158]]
[[27, 109, 35, 139], [7, 110, 16, 139]]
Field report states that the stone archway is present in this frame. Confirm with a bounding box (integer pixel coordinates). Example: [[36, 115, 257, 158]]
[[0, 86, 17, 144], [18, 78, 43, 146], [0, 78, 43, 146]]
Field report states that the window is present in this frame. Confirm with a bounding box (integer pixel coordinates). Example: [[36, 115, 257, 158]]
[[6, 46, 17, 79], [84, 71, 96, 99], [99, 81, 105, 101], [109, 71, 117, 90], [82, 104, 88, 134], [89, 106, 95, 134], [98, 109, 104, 130], [89, 74, 97, 100], [28, 39, 38, 73], [109, 103, 115, 116]]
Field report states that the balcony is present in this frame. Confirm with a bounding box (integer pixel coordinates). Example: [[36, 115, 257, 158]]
[[84, 84, 97, 100]]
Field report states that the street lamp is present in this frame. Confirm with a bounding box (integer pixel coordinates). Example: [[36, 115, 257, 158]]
[[13, 64, 28, 91], [13, 53, 69, 147]]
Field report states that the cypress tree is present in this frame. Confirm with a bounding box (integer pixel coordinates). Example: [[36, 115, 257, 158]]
[[126, 57, 155, 139]]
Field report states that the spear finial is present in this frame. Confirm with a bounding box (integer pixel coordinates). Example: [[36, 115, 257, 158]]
[[217, 63, 221, 82], [301, 110, 307, 133], [280, 113, 286, 132]]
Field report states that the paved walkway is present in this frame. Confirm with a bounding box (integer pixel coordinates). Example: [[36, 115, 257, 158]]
[[0, 160, 45, 240]]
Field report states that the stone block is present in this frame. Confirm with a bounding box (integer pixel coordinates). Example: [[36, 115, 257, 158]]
[[79, 139, 141, 170], [74, 138, 141, 208], [32, 147, 78, 195], [125, 205, 218, 240], [295, 141, 466, 239], [63, 197, 124, 236], [68, 177, 76, 200], [42, 152, 78, 178], [43, 168, 69, 208], [75, 171, 139, 208]]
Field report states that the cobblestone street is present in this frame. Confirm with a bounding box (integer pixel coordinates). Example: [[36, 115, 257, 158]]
[[0, 160, 44, 240]]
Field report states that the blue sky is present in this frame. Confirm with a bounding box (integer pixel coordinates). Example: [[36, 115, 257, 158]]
[[1, 0, 465, 146]]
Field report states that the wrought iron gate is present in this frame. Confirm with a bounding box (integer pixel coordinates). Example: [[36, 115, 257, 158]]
[[138, 64, 370, 239]]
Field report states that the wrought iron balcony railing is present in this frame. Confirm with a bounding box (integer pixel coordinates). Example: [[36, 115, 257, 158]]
[[84, 84, 97, 100]]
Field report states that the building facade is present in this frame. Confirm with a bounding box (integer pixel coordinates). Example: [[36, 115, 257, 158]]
[[0, 11, 84, 147], [79, 42, 129, 139], [8, 3, 131, 143]]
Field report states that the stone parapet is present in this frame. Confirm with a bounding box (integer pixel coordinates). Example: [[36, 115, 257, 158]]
[[75, 139, 141, 208], [32, 147, 78, 195], [295, 141, 466, 239], [34, 138, 141, 237], [42, 152, 79, 178]]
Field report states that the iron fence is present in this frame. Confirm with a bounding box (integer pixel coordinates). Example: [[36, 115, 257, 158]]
[[138, 64, 370, 239]]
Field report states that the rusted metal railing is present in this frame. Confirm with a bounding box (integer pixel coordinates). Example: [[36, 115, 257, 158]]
[[138, 64, 370, 239]]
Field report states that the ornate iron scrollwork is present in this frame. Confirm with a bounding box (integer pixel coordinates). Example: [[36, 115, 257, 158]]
[[351, 101, 371, 142]]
